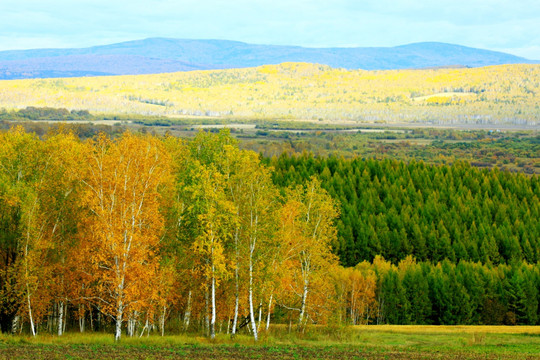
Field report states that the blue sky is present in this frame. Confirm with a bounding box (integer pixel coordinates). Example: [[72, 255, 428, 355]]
[[0, 0, 539, 59]]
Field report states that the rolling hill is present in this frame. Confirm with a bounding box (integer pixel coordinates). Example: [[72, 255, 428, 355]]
[[0, 38, 537, 79], [0, 62, 538, 126]]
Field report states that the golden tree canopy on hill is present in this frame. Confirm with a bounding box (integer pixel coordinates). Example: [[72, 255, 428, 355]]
[[0, 63, 538, 125]]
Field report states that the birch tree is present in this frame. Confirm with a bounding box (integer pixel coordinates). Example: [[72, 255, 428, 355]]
[[0, 127, 56, 336], [278, 177, 339, 329], [234, 151, 277, 341], [39, 130, 87, 336], [174, 130, 237, 339], [79, 132, 172, 341]]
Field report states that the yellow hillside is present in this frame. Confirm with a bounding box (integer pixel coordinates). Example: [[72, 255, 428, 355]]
[[0, 63, 538, 124]]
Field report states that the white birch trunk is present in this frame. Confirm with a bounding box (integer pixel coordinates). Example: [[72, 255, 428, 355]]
[[127, 315, 134, 337], [183, 290, 192, 332], [12, 315, 20, 334], [210, 271, 216, 340], [58, 301, 64, 336], [266, 294, 273, 331], [247, 204, 259, 341], [232, 263, 239, 336], [79, 305, 85, 333], [139, 317, 149, 337], [159, 305, 166, 336], [204, 288, 209, 337], [24, 196, 38, 338], [27, 285, 36, 337], [298, 281, 309, 328], [248, 254, 258, 341], [231, 229, 240, 337], [115, 306, 123, 342]]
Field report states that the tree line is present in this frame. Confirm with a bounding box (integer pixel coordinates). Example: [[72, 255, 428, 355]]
[[0, 107, 92, 121], [351, 256, 538, 326], [0, 128, 538, 342]]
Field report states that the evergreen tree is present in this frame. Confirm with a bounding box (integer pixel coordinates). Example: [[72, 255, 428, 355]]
[[380, 270, 409, 324]]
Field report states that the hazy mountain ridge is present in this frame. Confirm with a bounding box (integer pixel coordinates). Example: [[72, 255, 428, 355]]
[[0, 38, 537, 79], [0, 54, 217, 80]]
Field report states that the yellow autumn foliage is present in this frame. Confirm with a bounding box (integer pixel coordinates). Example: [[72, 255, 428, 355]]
[[0, 63, 538, 124]]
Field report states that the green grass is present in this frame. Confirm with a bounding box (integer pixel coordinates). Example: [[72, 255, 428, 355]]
[[1, 326, 539, 359]]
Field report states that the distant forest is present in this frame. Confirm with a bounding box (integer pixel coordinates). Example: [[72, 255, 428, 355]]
[[0, 106, 93, 121], [1, 63, 539, 125]]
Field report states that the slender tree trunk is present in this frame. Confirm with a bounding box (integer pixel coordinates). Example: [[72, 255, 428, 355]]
[[298, 280, 309, 329], [58, 301, 64, 336], [204, 288, 210, 337], [266, 294, 273, 331], [79, 305, 85, 333], [139, 316, 149, 337], [160, 305, 166, 336], [247, 205, 260, 341], [127, 314, 134, 337], [12, 315, 19, 334], [210, 269, 216, 340], [24, 224, 36, 337], [231, 229, 240, 337], [24, 197, 39, 337], [377, 298, 384, 325], [115, 305, 123, 342], [248, 251, 258, 341], [183, 290, 192, 332], [26, 284, 36, 336], [232, 266, 239, 336]]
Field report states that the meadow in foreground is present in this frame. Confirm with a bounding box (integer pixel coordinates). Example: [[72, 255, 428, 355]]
[[0, 325, 539, 360]]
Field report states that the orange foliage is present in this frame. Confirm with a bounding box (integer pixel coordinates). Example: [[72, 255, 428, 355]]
[[78, 132, 172, 340]]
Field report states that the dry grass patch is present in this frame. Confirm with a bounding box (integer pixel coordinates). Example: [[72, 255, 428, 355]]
[[352, 325, 540, 334]]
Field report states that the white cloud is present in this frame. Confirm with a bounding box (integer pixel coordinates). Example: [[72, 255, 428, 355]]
[[0, 0, 538, 59], [496, 46, 540, 60]]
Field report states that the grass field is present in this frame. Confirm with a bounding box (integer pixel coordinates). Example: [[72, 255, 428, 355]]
[[0, 326, 539, 359]]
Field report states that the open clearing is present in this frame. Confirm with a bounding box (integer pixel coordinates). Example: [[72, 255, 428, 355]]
[[411, 92, 477, 102], [0, 326, 538, 360]]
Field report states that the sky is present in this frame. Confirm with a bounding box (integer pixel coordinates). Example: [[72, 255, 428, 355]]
[[0, 0, 539, 59]]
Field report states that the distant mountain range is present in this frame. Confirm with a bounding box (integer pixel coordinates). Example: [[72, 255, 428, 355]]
[[0, 38, 537, 80]]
